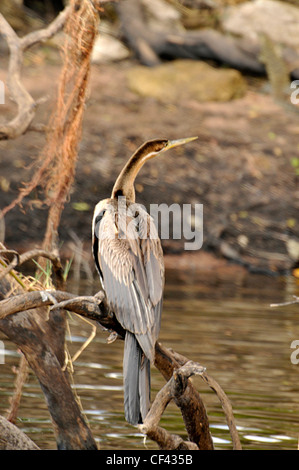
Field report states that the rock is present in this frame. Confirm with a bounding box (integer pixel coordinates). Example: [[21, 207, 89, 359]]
[[91, 32, 130, 64], [222, 0, 299, 49], [126, 59, 247, 103]]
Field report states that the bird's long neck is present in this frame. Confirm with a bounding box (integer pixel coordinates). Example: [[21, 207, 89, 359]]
[[111, 142, 159, 203]]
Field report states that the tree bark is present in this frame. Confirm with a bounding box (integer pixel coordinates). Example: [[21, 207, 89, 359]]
[[0, 416, 40, 450]]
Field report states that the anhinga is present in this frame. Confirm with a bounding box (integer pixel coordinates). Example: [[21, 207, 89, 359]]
[[92, 137, 197, 425]]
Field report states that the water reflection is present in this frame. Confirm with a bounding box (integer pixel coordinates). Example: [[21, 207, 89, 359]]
[[1, 269, 299, 449]]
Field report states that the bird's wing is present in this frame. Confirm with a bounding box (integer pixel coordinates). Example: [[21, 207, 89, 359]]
[[93, 205, 164, 361]]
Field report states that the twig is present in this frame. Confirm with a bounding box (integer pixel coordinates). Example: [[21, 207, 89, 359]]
[[0, 250, 20, 280], [201, 372, 242, 450], [140, 361, 206, 450], [270, 296, 299, 308], [6, 354, 29, 424], [171, 350, 242, 450], [20, 7, 71, 51], [0, 248, 65, 289], [154, 343, 214, 449]]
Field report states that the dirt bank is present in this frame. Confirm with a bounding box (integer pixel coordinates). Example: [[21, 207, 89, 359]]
[[0, 58, 298, 275]]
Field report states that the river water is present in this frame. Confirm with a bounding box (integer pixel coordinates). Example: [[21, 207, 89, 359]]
[[1, 268, 299, 450]]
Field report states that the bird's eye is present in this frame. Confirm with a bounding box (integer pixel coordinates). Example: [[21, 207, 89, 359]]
[[114, 189, 124, 198]]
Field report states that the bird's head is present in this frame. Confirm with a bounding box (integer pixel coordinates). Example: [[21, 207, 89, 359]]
[[144, 136, 198, 158], [111, 136, 198, 202]]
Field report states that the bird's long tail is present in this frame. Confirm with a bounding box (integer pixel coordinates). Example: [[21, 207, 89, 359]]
[[123, 332, 150, 425]]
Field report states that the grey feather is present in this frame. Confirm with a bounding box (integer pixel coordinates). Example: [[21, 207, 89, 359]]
[[123, 332, 150, 425], [139, 355, 151, 422]]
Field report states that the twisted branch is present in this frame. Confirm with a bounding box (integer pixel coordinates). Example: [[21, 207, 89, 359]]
[[0, 6, 71, 140], [0, 243, 241, 450], [0, 285, 241, 450]]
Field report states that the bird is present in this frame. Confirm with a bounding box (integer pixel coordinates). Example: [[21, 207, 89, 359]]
[[92, 137, 197, 425]]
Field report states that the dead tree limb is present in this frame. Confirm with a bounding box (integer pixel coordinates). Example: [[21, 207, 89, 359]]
[[0, 249, 240, 450], [6, 354, 29, 424], [116, 0, 265, 73], [0, 295, 98, 449], [140, 361, 206, 450], [0, 248, 65, 289], [115, 0, 161, 66], [0, 6, 71, 140], [171, 350, 242, 450], [0, 285, 241, 450], [0, 415, 40, 450], [270, 296, 299, 308], [154, 342, 214, 449], [0, 288, 216, 449], [201, 371, 242, 450], [0, 251, 98, 449]]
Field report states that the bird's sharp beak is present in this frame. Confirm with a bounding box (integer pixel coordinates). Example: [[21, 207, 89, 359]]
[[165, 136, 198, 150]]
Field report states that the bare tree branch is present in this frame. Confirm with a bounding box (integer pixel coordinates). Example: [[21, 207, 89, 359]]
[[0, 6, 71, 140], [270, 296, 299, 308], [154, 343, 214, 449], [0, 415, 40, 450], [172, 350, 242, 450], [140, 361, 206, 450], [0, 245, 240, 450], [0, 248, 65, 289], [6, 354, 29, 424], [20, 6, 71, 51]]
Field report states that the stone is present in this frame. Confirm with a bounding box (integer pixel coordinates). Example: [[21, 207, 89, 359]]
[[91, 34, 130, 64], [222, 0, 299, 49], [126, 59, 247, 103]]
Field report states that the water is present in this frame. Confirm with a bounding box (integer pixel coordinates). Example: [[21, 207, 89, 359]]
[[1, 268, 299, 450]]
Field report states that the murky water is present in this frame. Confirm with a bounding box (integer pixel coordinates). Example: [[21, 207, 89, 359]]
[[1, 268, 299, 450]]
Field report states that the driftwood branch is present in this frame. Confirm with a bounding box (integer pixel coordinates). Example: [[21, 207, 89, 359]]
[[152, 345, 242, 450], [154, 342, 214, 449], [140, 361, 206, 450], [270, 296, 299, 308], [0, 291, 98, 449], [201, 370, 242, 450], [0, 6, 71, 140], [0, 247, 98, 449], [0, 285, 238, 450], [171, 349, 242, 450], [0, 244, 241, 450], [0, 415, 40, 450], [116, 0, 265, 73], [0, 287, 241, 449], [6, 354, 29, 424]]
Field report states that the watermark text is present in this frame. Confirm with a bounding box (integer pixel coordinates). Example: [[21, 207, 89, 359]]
[[94, 197, 203, 251], [0, 80, 5, 105], [290, 80, 299, 105], [0, 340, 5, 364]]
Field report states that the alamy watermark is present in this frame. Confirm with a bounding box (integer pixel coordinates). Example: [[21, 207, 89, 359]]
[[290, 80, 299, 105], [94, 196, 203, 251], [0, 80, 4, 105], [290, 340, 299, 364], [0, 340, 5, 364]]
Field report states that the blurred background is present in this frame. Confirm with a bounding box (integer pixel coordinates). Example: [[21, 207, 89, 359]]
[[0, 0, 299, 275], [1, 0, 299, 450]]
